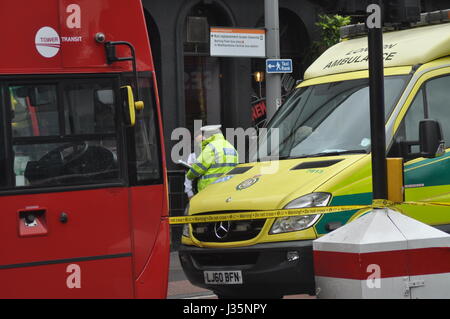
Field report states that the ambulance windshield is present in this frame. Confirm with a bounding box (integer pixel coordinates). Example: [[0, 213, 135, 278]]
[[254, 75, 409, 161]]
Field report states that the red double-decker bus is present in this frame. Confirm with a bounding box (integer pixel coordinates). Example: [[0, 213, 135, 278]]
[[0, 0, 169, 298]]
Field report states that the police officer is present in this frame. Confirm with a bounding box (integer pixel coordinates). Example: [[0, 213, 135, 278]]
[[186, 125, 238, 192], [184, 129, 202, 200]]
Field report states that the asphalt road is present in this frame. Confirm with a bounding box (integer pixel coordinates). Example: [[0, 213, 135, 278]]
[[168, 251, 217, 299]]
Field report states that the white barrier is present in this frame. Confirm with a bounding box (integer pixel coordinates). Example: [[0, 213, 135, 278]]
[[313, 208, 450, 298]]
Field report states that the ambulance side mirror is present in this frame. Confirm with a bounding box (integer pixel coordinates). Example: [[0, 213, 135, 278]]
[[419, 119, 445, 158], [400, 119, 445, 160]]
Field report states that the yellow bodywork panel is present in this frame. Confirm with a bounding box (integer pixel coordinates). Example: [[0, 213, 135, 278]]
[[188, 155, 366, 214], [184, 154, 367, 248], [387, 158, 404, 203], [299, 66, 412, 88], [304, 23, 450, 79]]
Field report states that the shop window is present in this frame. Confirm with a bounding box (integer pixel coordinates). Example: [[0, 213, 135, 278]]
[[184, 16, 209, 55], [182, 3, 232, 132]]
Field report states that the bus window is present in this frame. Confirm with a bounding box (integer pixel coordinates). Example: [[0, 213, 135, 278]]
[[9, 79, 120, 188], [64, 81, 116, 135], [10, 85, 59, 137], [124, 76, 162, 184], [0, 86, 7, 188]]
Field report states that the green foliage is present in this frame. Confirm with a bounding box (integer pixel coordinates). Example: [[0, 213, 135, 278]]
[[316, 14, 352, 49], [303, 14, 351, 70]]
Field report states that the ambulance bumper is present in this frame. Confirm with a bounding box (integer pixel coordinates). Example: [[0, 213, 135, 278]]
[[178, 240, 316, 298]]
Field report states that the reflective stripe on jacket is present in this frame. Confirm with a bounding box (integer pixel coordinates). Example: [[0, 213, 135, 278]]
[[186, 133, 238, 191]]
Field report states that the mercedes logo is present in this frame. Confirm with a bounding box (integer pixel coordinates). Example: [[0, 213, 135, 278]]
[[214, 221, 231, 239]]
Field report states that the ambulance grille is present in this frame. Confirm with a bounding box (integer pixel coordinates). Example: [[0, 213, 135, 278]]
[[192, 213, 265, 242]]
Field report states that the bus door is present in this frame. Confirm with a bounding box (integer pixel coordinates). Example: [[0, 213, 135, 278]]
[[0, 75, 135, 298]]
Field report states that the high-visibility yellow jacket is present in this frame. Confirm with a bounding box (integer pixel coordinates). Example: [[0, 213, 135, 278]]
[[186, 133, 238, 192]]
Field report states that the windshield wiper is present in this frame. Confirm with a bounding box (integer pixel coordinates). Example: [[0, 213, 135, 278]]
[[279, 149, 369, 160], [312, 149, 369, 157]]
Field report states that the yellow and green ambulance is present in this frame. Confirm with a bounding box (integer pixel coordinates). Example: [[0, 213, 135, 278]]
[[179, 10, 450, 298]]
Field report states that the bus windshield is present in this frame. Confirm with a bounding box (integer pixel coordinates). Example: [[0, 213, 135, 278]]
[[254, 75, 410, 161]]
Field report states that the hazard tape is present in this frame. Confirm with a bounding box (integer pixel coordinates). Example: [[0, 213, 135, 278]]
[[169, 205, 366, 225], [168, 199, 450, 225], [373, 199, 450, 208]]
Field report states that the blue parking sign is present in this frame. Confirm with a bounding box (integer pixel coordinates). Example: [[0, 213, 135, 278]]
[[266, 59, 293, 73]]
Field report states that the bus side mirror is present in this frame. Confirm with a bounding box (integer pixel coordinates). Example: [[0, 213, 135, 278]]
[[120, 86, 145, 127], [120, 86, 136, 127], [400, 119, 445, 160]]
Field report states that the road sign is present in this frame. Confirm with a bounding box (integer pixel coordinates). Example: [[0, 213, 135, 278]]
[[266, 59, 293, 73], [210, 27, 266, 58]]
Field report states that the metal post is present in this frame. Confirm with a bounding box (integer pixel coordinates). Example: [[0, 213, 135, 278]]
[[367, 2, 388, 200], [265, 0, 282, 121]]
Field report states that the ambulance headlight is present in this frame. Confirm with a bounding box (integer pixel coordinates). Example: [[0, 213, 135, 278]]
[[283, 192, 331, 209], [269, 193, 330, 234]]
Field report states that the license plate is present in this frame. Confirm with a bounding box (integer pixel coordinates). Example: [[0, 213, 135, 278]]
[[204, 270, 243, 285]]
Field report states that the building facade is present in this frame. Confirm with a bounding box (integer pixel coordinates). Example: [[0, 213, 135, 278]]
[[143, 0, 323, 245]]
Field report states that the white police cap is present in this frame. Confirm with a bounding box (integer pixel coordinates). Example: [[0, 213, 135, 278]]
[[200, 125, 222, 133]]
